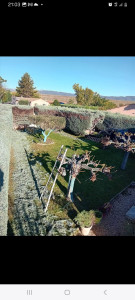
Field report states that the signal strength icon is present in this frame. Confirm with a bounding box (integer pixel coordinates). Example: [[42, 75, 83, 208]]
[[34, 2, 38, 5], [119, 3, 123, 6]]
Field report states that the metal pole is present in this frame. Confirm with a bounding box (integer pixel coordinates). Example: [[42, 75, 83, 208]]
[[121, 151, 130, 170], [40, 145, 64, 202], [66, 175, 76, 202]]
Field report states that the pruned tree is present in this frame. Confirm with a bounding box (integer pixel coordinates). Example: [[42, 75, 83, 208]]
[[42, 129, 54, 143], [58, 151, 114, 202], [101, 130, 135, 170]]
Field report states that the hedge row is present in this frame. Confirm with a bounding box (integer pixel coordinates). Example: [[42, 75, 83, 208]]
[[34, 106, 105, 135], [12, 106, 135, 135], [96, 112, 135, 131]]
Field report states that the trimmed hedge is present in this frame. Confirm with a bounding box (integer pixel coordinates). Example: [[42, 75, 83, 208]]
[[12, 105, 135, 135], [18, 100, 29, 105], [34, 106, 105, 135], [28, 115, 66, 131], [96, 112, 135, 131]]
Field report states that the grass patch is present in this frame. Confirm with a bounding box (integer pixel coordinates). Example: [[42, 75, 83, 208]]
[[27, 131, 135, 217]]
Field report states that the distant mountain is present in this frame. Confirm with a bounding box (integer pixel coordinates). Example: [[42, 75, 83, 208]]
[[39, 91, 135, 101], [102, 96, 135, 101], [9, 89, 135, 101], [38, 90, 75, 97]]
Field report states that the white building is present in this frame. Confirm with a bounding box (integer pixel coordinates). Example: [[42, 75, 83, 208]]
[[30, 99, 50, 107]]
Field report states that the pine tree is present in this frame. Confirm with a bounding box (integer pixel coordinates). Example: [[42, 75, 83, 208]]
[[16, 73, 38, 97]]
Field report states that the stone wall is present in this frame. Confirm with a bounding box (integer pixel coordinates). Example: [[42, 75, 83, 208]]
[[0, 105, 13, 236]]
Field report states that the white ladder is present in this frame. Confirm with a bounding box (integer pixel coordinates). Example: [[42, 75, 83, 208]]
[[40, 145, 68, 213]]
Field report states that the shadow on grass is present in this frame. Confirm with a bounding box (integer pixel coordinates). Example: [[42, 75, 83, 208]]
[[7, 220, 14, 236], [25, 136, 135, 226], [24, 148, 41, 199], [64, 138, 103, 156], [25, 150, 68, 198]]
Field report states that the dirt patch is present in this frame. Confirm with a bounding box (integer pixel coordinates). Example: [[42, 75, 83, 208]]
[[107, 105, 135, 116], [37, 140, 55, 146]]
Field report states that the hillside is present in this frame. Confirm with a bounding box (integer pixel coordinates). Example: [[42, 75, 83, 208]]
[[103, 96, 135, 101], [38, 90, 75, 97], [39, 93, 76, 104], [9, 89, 135, 104], [38, 91, 135, 101]]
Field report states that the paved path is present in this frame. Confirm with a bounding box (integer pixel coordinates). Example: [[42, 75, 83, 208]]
[[90, 183, 135, 236]]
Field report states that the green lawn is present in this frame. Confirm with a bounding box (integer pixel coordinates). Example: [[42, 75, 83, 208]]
[[27, 131, 135, 218]]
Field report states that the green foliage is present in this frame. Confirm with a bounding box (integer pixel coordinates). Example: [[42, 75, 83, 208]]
[[0, 76, 7, 100], [52, 99, 61, 106], [72, 84, 116, 109], [16, 72, 38, 97], [101, 101, 117, 110], [18, 100, 29, 105], [66, 110, 105, 135], [28, 131, 135, 218], [74, 210, 102, 228], [58, 102, 116, 111], [96, 112, 135, 131], [1, 90, 12, 103], [73, 83, 94, 105], [28, 115, 66, 131], [68, 98, 74, 104], [33, 105, 105, 135], [66, 113, 91, 135]]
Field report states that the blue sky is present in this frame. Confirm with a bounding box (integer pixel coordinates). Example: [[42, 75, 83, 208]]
[[0, 56, 135, 96]]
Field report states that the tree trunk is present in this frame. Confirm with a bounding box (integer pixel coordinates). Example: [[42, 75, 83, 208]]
[[121, 151, 130, 170], [66, 175, 76, 202]]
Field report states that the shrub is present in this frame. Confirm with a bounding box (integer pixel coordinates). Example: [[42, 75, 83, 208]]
[[28, 115, 66, 131], [74, 210, 102, 228], [65, 110, 105, 135], [2, 90, 12, 103], [101, 101, 117, 110], [34, 106, 105, 135], [74, 210, 96, 228], [96, 112, 135, 131], [58, 102, 116, 111], [52, 99, 61, 106], [18, 100, 29, 105], [68, 99, 74, 105]]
